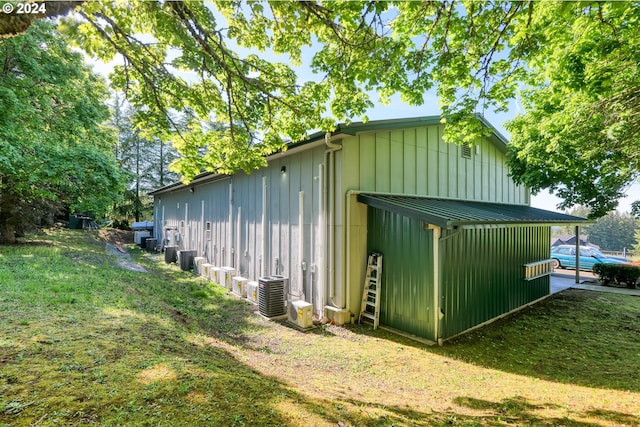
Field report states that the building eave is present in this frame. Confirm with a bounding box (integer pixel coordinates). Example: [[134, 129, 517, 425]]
[[357, 194, 592, 230], [151, 114, 510, 196]]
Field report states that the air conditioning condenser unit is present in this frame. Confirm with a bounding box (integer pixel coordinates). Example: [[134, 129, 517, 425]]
[[232, 276, 248, 297], [211, 267, 222, 285], [221, 267, 236, 289], [258, 276, 287, 317], [246, 281, 258, 304], [194, 257, 206, 275], [288, 300, 313, 329], [201, 263, 212, 279]]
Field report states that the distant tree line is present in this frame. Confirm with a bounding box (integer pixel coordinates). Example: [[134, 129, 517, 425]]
[[554, 207, 639, 254]]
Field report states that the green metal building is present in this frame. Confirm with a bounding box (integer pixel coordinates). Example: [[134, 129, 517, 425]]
[[359, 195, 580, 342], [151, 115, 587, 343]]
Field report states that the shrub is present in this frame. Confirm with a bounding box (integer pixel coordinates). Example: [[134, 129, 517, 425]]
[[592, 264, 640, 288], [592, 264, 615, 285]]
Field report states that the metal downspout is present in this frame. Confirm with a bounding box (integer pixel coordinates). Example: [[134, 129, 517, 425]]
[[228, 182, 233, 266], [318, 164, 325, 311], [236, 207, 241, 271], [184, 203, 188, 250], [345, 190, 361, 316], [325, 133, 342, 308], [201, 200, 205, 257], [430, 225, 442, 345], [298, 191, 305, 300], [575, 225, 580, 284], [161, 205, 165, 242], [262, 176, 267, 277]]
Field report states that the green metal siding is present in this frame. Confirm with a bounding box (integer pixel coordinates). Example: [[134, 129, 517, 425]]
[[367, 208, 435, 340], [439, 226, 551, 339]]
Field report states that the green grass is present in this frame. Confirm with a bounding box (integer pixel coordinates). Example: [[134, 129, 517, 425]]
[[0, 229, 639, 426]]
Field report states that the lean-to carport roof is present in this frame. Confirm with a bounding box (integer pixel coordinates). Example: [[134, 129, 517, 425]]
[[357, 194, 590, 229]]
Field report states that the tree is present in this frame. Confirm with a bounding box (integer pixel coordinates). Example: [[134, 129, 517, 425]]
[[587, 212, 637, 252], [107, 95, 179, 226], [0, 21, 125, 243], [552, 206, 592, 238], [56, 0, 537, 181], [5, 2, 637, 214], [505, 2, 640, 218]]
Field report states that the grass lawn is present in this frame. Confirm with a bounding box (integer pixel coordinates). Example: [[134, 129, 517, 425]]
[[0, 228, 638, 426]]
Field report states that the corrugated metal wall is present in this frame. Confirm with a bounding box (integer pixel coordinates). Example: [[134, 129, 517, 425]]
[[153, 144, 330, 315], [439, 226, 551, 339], [364, 205, 551, 341], [366, 208, 436, 340], [154, 178, 231, 266]]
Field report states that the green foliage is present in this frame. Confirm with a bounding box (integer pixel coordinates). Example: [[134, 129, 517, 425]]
[[552, 206, 592, 238], [0, 22, 125, 242], [592, 264, 640, 289], [57, 1, 534, 180], [505, 3, 640, 217], [51, 1, 640, 213], [107, 95, 180, 225], [554, 208, 637, 251], [587, 211, 638, 251]]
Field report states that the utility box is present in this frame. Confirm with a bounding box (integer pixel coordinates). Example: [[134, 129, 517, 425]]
[[134, 230, 151, 245], [194, 257, 206, 274], [201, 263, 212, 279], [258, 276, 287, 318], [139, 236, 149, 249], [145, 238, 157, 252], [288, 300, 313, 329], [211, 267, 222, 285]]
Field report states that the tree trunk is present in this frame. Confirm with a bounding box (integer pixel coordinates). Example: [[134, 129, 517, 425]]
[[0, 188, 19, 244], [0, 220, 17, 244], [135, 138, 140, 222]]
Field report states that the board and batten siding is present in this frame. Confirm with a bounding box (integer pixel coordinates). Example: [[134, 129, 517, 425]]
[[153, 144, 329, 315], [340, 124, 529, 317], [342, 125, 527, 203]]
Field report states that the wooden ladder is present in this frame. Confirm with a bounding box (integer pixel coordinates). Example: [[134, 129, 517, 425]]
[[359, 253, 382, 329]]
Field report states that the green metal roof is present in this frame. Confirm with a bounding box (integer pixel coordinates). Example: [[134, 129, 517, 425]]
[[357, 194, 590, 229]]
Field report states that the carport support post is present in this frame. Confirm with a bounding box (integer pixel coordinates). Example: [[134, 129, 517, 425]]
[[426, 224, 442, 345], [575, 225, 580, 284]]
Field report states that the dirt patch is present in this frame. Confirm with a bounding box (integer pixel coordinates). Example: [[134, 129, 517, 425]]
[[97, 229, 134, 253], [104, 241, 148, 273]]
